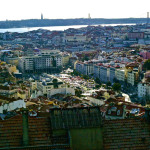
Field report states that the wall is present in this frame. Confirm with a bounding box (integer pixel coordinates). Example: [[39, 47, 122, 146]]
[[31, 82, 37, 91], [70, 128, 103, 150], [17, 92, 26, 99], [47, 87, 75, 97], [0, 99, 26, 113], [86, 97, 105, 106]]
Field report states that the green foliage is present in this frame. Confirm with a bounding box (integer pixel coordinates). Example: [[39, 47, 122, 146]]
[[81, 54, 89, 61], [71, 70, 81, 76], [113, 78, 119, 83], [143, 59, 150, 70], [52, 56, 56, 67], [112, 83, 121, 92], [95, 84, 101, 89], [95, 78, 101, 85], [75, 89, 82, 97], [53, 78, 58, 88], [106, 81, 111, 87], [145, 94, 150, 104], [83, 75, 90, 80]]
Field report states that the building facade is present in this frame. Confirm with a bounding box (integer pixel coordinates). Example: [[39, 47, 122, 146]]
[[18, 51, 62, 73]]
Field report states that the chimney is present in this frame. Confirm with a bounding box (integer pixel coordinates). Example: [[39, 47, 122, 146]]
[[22, 108, 29, 146]]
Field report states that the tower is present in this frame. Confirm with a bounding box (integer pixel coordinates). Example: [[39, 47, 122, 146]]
[[88, 13, 91, 19], [147, 12, 149, 25], [41, 13, 43, 20]]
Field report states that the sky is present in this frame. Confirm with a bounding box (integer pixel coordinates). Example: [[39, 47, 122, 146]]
[[1, 0, 150, 21]]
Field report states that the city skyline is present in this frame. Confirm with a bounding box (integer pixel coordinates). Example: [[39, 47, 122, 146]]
[[0, 0, 150, 21]]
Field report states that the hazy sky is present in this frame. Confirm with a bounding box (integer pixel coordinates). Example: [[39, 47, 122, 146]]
[[1, 0, 150, 20]]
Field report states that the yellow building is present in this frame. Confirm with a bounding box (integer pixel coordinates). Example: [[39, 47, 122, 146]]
[[103, 92, 111, 100], [8, 65, 17, 73], [6, 58, 19, 66], [17, 88, 30, 99], [62, 55, 70, 66], [17, 91, 26, 99], [31, 82, 37, 91]]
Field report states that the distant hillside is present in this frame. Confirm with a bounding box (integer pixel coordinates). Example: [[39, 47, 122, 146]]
[[0, 18, 148, 28]]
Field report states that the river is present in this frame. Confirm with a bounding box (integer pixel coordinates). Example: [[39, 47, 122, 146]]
[[0, 24, 135, 33]]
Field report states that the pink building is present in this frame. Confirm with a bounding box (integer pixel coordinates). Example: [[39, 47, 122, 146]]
[[128, 32, 144, 39], [140, 51, 150, 59]]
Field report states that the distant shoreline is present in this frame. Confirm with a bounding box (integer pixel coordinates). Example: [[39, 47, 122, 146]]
[[0, 18, 147, 29], [0, 24, 136, 33]]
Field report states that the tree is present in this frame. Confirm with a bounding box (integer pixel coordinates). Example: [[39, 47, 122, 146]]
[[75, 89, 82, 97], [71, 70, 81, 76], [143, 59, 150, 71], [84, 55, 89, 61], [112, 83, 121, 92], [53, 79, 58, 88], [145, 93, 150, 104], [113, 78, 119, 83], [95, 84, 101, 89], [83, 75, 90, 80], [106, 81, 111, 88], [95, 78, 101, 85], [52, 56, 56, 67]]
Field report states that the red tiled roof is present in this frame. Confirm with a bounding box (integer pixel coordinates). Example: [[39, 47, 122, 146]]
[[103, 118, 150, 150], [0, 109, 150, 149], [0, 115, 52, 148]]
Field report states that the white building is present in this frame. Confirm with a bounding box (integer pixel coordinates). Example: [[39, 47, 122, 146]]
[[37, 76, 65, 95], [109, 67, 117, 83], [99, 66, 108, 83], [127, 70, 138, 86], [65, 34, 87, 42], [18, 50, 62, 73], [47, 87, 75, 98], [138, 82, 150, 98], [76, 62, 84, 74], [116, 69, 125, 83]]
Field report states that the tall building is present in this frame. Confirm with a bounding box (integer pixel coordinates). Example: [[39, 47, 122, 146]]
[[41, 13, 43, 20]]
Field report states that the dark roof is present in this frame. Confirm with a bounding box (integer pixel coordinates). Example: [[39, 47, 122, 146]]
[[50, 107, 102, 129]]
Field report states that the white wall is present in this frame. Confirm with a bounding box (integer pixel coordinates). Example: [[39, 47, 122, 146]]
[[47, 87, 75, 97], [86, 96, 105, 106], [0, 99, 26, 113]]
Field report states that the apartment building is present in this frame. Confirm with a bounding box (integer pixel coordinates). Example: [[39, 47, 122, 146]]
[[18, 50, 62, 73], [116, 69, 126, 83], [76, 62, 84, 74], [99, 65, 108, 83], [109, 67, 116, 83], [127, 70, 139, 86], [65, 34, 87, 42], [94, 64, 100, 79], [138, 82, 150, 98], [37, 78, 65, 95]]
